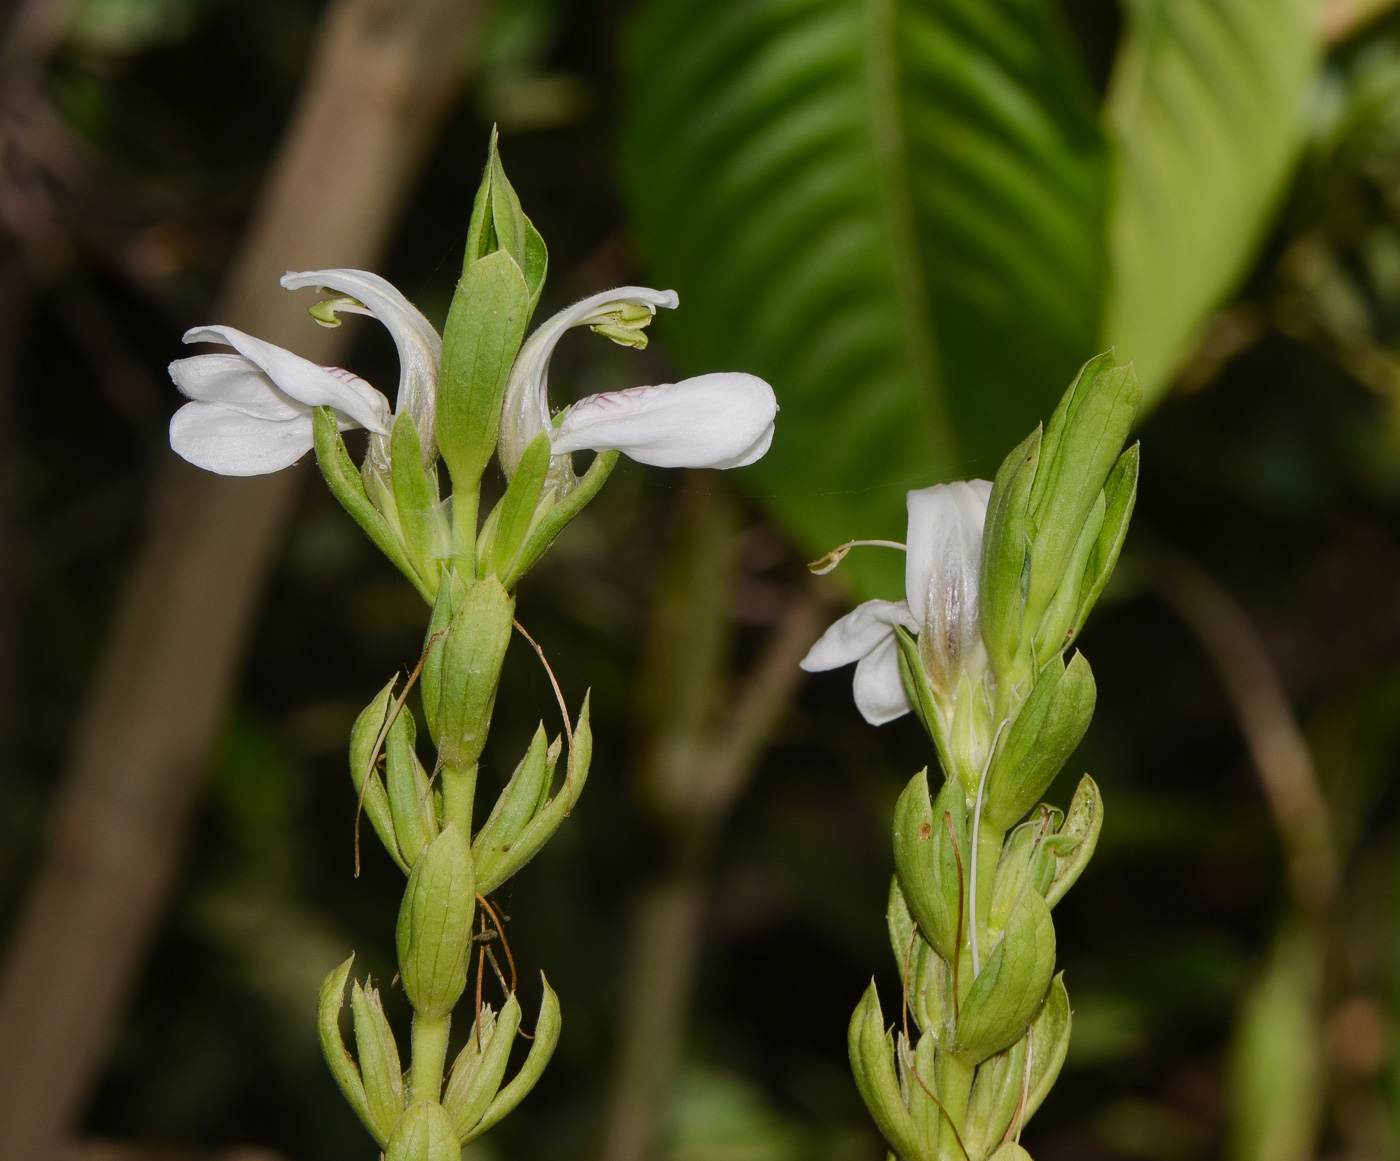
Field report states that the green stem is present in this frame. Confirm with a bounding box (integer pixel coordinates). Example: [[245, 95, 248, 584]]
[[452, 484, 479, 578], [934, 1052, 975, 1160], [966, 720, 1009, 976], [442, 762, 477, 838], [409, 1012, 452, 1105], [972, 818, 1003, 974]]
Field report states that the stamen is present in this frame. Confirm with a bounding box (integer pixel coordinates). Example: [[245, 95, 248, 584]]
[[308, 294, 367, 328], [807, 539, 906, 576]]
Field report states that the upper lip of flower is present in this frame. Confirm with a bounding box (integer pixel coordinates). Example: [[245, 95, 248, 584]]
[[167, 270, 442, 477], [498, 286, 678, 477], [280, 267, 443, 462], [498, 285, 779, 482], [178, 323, 391, 432]]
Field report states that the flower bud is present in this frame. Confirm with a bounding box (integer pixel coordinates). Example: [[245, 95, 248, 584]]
[[962, 975, 1070, 1159], [319, 955, 391, 1147], [982, 652, 1096, 831], [887, 878, 949, 1037], [384, 703, 439, 867], [981, 355, 1140, 683], [1023, 354, 1139, 630], [474, 694, 592, 895], [396, 824, 475, 1019], [381, 410, 451, 597], [349, 678, 408, 872], [892, 769, 968, 967], [421, 574, 515, 769], [988, 808, 1061, 937], [848, 983, 923, 1161], [463, 128, 547, 311], [954, 889, 1055, 1065], [437, 134, 543, 492], [459, 975, 562, 1143], [1040, 775, 1103, 908], [385, 1101, 461, 1161], [351, 980, 405, 1137], [443, 995, 522, 1139]]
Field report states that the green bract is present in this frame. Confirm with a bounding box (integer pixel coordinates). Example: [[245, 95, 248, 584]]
[[846, 356, 1139, 1160], [397, 824, 475, 1019]]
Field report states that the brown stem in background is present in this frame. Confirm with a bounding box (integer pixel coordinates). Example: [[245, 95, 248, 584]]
[[1149, 547, 1339, 914], [0, 1, 491, 1156], [1320, 0, 1400, 45], [0, 248, 34, 742], [599, 481, 828, 1161]]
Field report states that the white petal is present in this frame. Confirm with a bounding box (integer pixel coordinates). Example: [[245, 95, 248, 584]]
[[904, 480, 993, 624], [550, 372, 778, 469], [169, 401, 316, 476], [280, 269, 440, 435], [705, 405, 775, 469], [499, 286, 678, 475], [853, 634, 911, 725], [181, 325, 390, 434], [904, 479, 993, 686], [800, 599, 917, 672], [168, 353, 308, 421]]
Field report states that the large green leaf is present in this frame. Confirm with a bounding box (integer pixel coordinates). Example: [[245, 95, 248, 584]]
[[1101, 0, 1319, 406], [622, 0, 1105, 600]]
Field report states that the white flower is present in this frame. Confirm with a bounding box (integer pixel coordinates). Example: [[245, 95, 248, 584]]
[[168, 269, 440, 477], [800, 480, 993, 725], [498, 286, 778, 480], [551, 373, 776, 468]]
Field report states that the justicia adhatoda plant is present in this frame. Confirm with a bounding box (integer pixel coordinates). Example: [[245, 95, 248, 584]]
[[167, 136, 777, 1161], [803, 356, 1140, 1161]]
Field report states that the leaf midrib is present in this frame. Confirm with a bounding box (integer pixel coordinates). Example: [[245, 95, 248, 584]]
[[864, 0, 960, 480]]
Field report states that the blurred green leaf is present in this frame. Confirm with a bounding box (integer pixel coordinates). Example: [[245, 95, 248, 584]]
[[622, 0, 1106, 599], [68, 0, 199, 54], [1102, 0, 1319, 405], [1065, 990, 1148, 1068], [667, 1064, 811, 1161], [1095, 1098, 1209, 1161], [1225, 923, 1325, 1161]]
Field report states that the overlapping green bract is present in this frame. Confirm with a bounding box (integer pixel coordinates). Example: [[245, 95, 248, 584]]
[[313, 142, 593, 1160], [848, 357, 1138, 1160], [621, 0, 1106, 600]]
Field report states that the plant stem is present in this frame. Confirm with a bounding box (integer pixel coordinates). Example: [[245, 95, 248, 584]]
[[934, 1052, 974, 1159], [442, 762, 477, 837], [410, 1012, 453, 1105], [966, 720, 1007, 976], [453, 484, 480, 578]]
